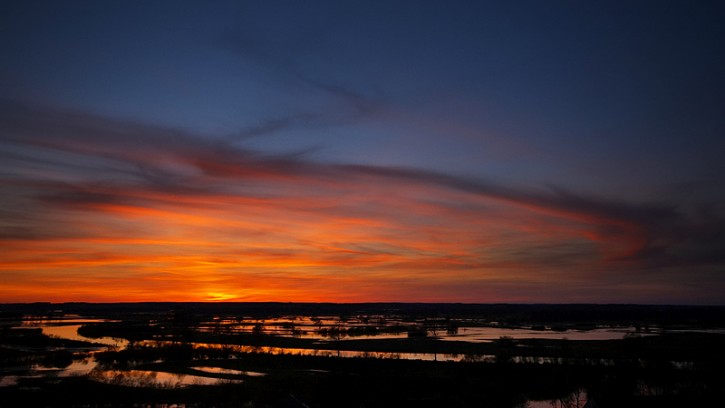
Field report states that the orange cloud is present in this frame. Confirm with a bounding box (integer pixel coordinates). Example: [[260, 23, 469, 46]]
[[2, 102, 724, 304]]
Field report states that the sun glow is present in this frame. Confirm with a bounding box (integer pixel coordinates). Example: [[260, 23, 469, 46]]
[[205, 292, 237, 302]]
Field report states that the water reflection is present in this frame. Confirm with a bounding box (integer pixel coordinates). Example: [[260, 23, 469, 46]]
[[0, 359, 98, 387], [438, 326, 654, 342], [58, 358, 98, 376], [19, 319, 645, 367], [523, 389, 588, 408], [138, 340, 474, 362], [191, 366, 266, 376], [3, 313, 706, 394], [198, 315, 657, 343], [0, 376, 20, 387], [89, 369, 242, 387], [23, 319, 128, 348]]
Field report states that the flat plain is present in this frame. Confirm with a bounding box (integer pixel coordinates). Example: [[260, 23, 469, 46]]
[[1, 303, 724, 407]]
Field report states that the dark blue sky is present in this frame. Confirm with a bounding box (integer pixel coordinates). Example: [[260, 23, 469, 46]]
[[2, 1, 725, 303]]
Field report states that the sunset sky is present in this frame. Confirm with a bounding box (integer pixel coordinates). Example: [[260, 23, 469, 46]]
[[2, 1, 724, 304]]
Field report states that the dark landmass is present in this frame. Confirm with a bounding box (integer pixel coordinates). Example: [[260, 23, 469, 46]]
[[1, 303, 724, 407], [3, 302, 725, 326]]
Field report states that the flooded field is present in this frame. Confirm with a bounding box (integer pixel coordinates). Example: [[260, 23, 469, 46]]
[[197, 314, 661, 342], [2, 303, 724, 407], [90, 369, 245, 387]]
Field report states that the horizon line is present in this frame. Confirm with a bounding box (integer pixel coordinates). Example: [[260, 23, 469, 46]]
[[2, 301, 723, 307]]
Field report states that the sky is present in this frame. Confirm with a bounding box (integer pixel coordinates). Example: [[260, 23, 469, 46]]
[[1, 1, 724, 304]]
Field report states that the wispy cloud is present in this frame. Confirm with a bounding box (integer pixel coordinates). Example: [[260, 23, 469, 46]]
[[219, 23, 383, 129], [1, 101, 724, 303]]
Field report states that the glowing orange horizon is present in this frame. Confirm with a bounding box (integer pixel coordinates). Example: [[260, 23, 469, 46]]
[[0, 173, 651, 304], [2, 106, 718, 305]]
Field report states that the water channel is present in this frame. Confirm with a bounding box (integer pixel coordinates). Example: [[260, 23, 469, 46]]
[[0, 315, 698, 389]]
